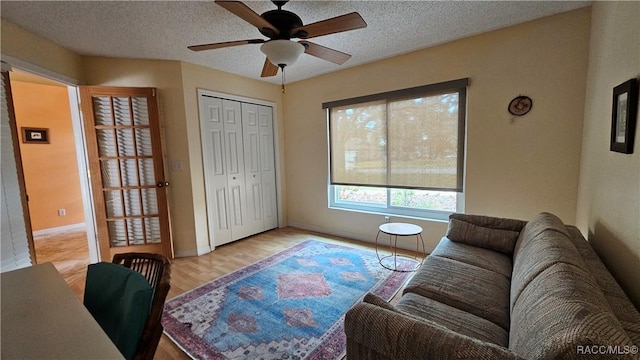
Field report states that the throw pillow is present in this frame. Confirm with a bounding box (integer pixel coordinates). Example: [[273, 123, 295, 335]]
[[446, 218, 521, 255]]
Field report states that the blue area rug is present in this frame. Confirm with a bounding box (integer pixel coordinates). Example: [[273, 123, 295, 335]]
[[162, 239, 416, 359]]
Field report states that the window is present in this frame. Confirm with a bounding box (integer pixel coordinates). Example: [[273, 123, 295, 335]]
[[324, 78, 468, 220]]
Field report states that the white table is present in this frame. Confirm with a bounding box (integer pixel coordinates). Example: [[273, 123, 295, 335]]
[[376, 222, 426, 271], [1, 263, 124, 359]]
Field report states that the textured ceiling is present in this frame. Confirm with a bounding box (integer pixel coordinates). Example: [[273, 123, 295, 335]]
[[1, 1, 590, 84]]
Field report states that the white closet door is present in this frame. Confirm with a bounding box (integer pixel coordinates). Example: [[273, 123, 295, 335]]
[[200, 93, 278, 249], [241, 103, 264, 236], [199, 96, 232, 246], [222, 100, 252, 241], [258, 105, 278, 230]]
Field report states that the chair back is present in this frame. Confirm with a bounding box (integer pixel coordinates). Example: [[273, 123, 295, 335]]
[[112, 252, 171, 360]]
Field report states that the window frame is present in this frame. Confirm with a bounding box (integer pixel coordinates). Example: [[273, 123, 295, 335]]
[[328, 185, 464, 221], [324, 78, 468, 220]]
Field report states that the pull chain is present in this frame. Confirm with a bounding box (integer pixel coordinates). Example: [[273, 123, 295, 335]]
[[281, 66, 286, 94]]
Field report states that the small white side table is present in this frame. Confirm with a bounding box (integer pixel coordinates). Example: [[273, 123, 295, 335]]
[[376, 222, 426, 271]]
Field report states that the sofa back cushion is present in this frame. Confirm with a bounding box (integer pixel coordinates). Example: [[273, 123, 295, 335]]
[[510, 212, 588, 311], [509, 263, 632, 359]]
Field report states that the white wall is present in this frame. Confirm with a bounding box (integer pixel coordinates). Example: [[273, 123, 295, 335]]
[[284, 9, 591, 251], [576, 1, 640, 308]]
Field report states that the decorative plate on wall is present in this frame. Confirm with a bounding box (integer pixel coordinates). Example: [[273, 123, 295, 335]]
[[508, 95, 533, 116]]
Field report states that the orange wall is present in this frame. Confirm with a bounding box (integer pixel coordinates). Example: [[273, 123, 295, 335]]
[[11, 81, 84, 231]]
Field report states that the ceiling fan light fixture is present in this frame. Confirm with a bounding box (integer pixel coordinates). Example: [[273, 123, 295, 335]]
[[260, 40, 305, 68]]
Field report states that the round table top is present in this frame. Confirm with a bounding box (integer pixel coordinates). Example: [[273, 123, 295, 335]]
[[379, 222, 423, 236]]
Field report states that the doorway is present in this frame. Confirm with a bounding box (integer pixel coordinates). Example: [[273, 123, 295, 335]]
[[8, 69, 96, 291]]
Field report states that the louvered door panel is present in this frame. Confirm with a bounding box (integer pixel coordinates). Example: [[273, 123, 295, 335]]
[[81, 87, 172, 260]]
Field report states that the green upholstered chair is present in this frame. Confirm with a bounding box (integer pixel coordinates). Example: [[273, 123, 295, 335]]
[[112, 253, 171, 360], [84, 262, 153, 360]]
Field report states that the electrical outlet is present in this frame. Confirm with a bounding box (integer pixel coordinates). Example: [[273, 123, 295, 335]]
[[58, 209, 66, 216], [384, 216, 390, 223]]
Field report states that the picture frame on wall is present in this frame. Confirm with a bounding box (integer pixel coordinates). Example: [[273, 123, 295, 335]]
[[21, 127, 50, 144], [610, 78, 638, 154]]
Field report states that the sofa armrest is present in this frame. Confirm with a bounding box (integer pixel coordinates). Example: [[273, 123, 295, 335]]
[[345, 302, 522, 360]]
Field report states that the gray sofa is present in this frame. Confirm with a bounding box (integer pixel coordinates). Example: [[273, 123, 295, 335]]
[[345, 212, 640, 359]]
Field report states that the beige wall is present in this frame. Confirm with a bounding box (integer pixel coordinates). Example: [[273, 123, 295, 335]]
[[1, 19, 84, 82], [178, 61, 283, 256], [576, 1, 640, 308], [81, 58, 284, 257], [284, 8, 591, 249], [11, 80, 84, 231], [82, 57, 197, 256]]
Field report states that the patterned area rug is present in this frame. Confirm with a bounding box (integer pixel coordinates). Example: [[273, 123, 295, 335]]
[[162, 239, 417, 359]]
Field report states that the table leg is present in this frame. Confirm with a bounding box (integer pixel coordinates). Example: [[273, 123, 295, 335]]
[[417, 233, 426, 264], [393, 234, 398, 271], [375, 230, 383, 262]]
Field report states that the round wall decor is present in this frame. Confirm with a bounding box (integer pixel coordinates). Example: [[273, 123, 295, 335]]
[[508, 95, 533, 116]]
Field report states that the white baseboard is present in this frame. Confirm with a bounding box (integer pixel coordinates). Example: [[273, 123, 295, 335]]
[[33, 223, 86, 238], [287, 221, 436, 253], [174, 247, 212, 258]]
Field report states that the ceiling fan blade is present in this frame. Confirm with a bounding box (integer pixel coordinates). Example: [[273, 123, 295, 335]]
[[215, 1, 279, 35], [292, 12, 366, 39], [261, 58, 279, 77], [188, 39, 265, 51], [300, 41, 351, 65]]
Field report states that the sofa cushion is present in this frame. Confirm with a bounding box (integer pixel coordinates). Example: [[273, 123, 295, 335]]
[[446, 214, 524, 255], [345, 301, 521, 360], [510, 263, 633, 359], [510, 213, 588, 312], [431, 237, 513, 279], [396, 292, 508, 347], [403, 256, 511, 330]]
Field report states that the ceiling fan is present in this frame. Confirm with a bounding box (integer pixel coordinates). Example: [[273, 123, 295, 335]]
[[189, 0, 367, 78]]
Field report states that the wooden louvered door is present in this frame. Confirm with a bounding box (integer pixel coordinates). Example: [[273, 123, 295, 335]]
[[80, 87, 172, 261]]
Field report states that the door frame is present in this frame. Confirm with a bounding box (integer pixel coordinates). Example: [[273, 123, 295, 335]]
[[197, 88, 283, 252], [2, 55, 100, 263]]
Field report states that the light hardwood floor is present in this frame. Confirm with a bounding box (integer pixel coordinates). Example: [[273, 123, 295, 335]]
[[35, 226, 422, 359]]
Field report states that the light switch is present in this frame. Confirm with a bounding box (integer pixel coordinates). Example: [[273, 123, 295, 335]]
[[171, 160, 183, 171]]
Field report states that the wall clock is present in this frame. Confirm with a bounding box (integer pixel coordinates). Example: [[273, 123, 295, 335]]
[[508, 95, 533, 116]]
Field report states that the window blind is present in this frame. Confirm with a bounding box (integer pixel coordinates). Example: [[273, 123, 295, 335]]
[[326, 78, 467, 192], [1, 70, 33, 272]]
